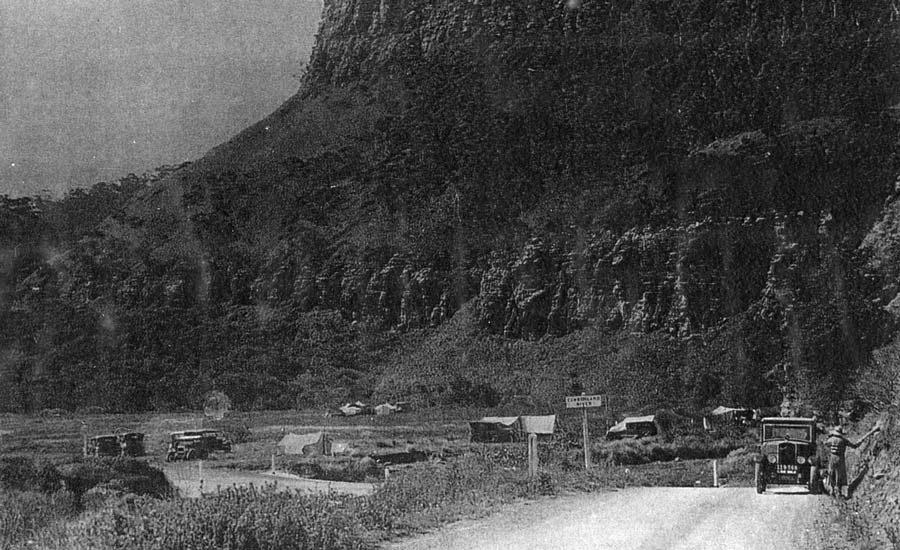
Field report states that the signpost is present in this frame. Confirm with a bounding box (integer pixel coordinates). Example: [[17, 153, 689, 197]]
[[566, 394, 604, 470]]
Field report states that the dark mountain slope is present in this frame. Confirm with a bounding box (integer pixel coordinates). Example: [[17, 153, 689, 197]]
[[3, 0, 900, 413]]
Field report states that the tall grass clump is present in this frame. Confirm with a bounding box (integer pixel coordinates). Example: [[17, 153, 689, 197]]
[[361, 454, 516, 533], [54, 485, 369, 550], [0, 490, 76, 549]]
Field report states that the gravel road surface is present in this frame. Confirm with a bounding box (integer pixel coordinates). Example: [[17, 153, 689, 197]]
[[386, 486, 828, 550]]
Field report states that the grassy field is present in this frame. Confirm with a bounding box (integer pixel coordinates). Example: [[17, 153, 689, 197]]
[[0, 409, 757, 549]]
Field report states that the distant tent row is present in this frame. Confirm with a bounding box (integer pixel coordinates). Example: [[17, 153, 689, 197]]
[[469, 415, 556, 443], [339, 401, 411, 416]]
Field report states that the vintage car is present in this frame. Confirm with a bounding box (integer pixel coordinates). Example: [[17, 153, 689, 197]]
[[165, 430, 231, 461], [197, 430, 232, 453], [165, 433, 209, 461], [119, 432, 145, 457], [88, 434, 122, 457], [754, 416, 821, 494]]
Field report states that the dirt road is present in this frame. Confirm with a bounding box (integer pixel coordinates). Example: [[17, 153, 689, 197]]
[[386, 486, 830, 550], [162, 463, 375, 498]]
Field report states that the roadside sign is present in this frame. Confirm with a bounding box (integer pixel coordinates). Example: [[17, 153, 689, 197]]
[[566, 394, 603, 408], [566, 394, 605, 470]]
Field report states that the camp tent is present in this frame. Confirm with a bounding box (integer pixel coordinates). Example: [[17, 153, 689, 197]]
[[711, 406, 749, 416], [709, 406, 752, 425], [340, 401, 373, 416], [277, 432, 331, 456], [469, 415, 557, 443], [469, 417, 521, 443], [519, 415, 556, 436], [375, 403, 399, 415], [606, 415, 658, 440]]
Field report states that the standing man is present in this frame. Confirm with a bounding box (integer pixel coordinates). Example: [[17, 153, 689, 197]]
[[825, 424, 880, 499]]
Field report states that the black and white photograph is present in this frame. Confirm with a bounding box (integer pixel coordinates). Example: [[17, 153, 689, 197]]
[[1, 1, 899, 548]]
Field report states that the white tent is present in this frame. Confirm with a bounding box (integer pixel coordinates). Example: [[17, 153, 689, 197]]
[[375, 403, 399, 415], [277, 432, 331, 456], [519, 415, 556, 435]]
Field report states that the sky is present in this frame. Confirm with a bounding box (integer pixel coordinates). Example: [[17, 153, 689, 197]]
[[0, 0, 322, 198]]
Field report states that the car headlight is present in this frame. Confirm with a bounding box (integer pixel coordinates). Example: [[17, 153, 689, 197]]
[[768, 455, 777, 463], [796, 456, 806, 465]]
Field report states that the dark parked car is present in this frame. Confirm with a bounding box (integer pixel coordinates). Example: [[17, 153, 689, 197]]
[[119, 432, 145, 457], [754, 417, 821, 494], [88, 432, 146, 457], [165, 430, 231, 461], [88, 434, 121, 457]]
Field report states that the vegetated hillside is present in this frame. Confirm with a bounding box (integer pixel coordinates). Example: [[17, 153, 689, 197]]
[[1, 0, 900, 415]]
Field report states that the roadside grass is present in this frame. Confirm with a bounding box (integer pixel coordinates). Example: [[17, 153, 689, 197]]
[[1, 443, 762, 549], [1, 411, 760, 548], [0, 490, 77, 549]]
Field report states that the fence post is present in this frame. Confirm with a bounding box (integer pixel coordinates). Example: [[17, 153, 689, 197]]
[[712, 459, 719, 487], [528, 433, 539, 479], [582, 406, 591, 470], [271, 454, 276, 474]]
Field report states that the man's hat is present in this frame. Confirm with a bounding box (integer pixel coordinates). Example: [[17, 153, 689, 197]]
[[830, 425, 844, 436]]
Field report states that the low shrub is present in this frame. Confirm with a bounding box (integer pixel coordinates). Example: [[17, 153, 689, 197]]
[[0, 456, 63, 493], [288, 457, 382, 482], [58, 457, 172, 505], [0, 490, 77, 548], [593, 434, 746, 465], [716, 447, 756, 481], [54, 486, 370, 550], [361, 454, 520, 533]]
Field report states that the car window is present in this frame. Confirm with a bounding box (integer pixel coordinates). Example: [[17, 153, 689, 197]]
[[763, 425, 811, 441]]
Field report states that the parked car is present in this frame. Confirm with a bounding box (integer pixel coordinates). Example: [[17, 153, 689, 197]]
[[166, 434, 208, 461], [88, 432, 146, 457], [88, 434, 121, 457], [754, 416, 821, 494], [165, 430, 231, 461], [120, 432, 145, 457]]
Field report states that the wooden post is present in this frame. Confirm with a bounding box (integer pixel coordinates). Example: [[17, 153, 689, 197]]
[[712, 459, 719, 487], [583, 406, 591, 470], [270, 454, 276, 474], [528, 433, 539, 478]]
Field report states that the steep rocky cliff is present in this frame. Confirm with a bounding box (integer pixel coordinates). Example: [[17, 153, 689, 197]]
[[4, 0, 899, 413]]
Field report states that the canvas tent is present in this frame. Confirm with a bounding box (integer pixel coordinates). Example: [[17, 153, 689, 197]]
[[469, 415, 557, 443], [469, 417, 521, 443], [339, 401, 372, 416], [375, 403, 400, 415], [709, 406, 752, 425], [277, 432, 331, 456], [606, 415, 658, 440], [519, 415, 556, 436]]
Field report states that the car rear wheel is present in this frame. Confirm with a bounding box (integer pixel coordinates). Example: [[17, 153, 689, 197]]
[[754, 461, 766, 494], [808, 465, 821, 494]]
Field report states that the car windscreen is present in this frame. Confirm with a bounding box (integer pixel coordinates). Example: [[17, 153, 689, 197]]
[[763, 424, 811, 441]]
